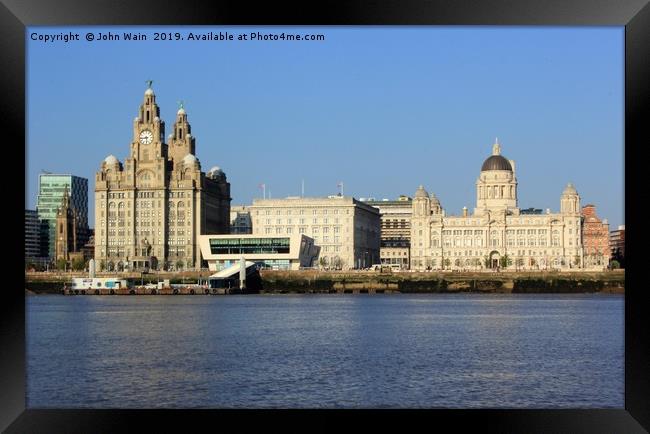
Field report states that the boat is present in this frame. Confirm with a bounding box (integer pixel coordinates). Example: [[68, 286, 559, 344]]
[[66, 277, 130, 294]]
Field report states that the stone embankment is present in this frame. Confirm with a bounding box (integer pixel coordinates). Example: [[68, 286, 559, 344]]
[[258, 269, 625, 294], [25, 269, 624, 295]]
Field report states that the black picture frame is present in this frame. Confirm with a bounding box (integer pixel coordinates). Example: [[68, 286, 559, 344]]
[[4, 1, 648, 432]]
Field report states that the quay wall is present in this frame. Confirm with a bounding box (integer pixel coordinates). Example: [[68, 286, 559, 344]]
[[258, 270, 624, 294], [26, 270, 624, 294]]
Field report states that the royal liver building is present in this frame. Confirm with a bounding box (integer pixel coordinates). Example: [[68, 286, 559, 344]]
[[94, 84, 231, 271], [410, 140, 583, 271]]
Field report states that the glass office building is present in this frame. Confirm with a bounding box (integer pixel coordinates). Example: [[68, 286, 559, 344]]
[[36, 174, 89, 258]]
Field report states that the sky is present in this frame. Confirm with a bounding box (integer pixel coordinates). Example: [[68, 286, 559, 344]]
[[26, 26, 624, 229]]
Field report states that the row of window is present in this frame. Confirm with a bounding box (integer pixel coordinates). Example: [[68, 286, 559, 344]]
[[416, 218, 579, 226], [414, 249, 573, 258], [257, 208, 350, 216], [260, 218, 345, 225], [411, 257, 568, 268]]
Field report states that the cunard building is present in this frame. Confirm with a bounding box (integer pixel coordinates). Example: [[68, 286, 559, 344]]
[[410, 140, 584, 271], [94, 83, 231, 271]]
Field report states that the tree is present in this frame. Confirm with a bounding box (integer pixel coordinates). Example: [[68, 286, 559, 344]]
[[573, 255, 581, 268], [175, 260, 184, 271], [499, 254, 512, 270], [610, 259, 620, 269], [319, 257, 328, 269], [56, 258, 67, 271], [443, 258, 451, 270], [71, 257, 86, 271], [472, 258, 481, 269], [99, 260, 105, 272], [516, 258, 524, 270], [483, 256, 491, 269]]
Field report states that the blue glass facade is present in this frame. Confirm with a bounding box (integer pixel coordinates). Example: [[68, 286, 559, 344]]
[[36, 174, 89, 258]]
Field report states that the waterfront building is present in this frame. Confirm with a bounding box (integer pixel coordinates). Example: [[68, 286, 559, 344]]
[[230, 205, 253, 234], [362, 196, 412, 269], [25, 209, 49, 265], [37, 173, 89, 259], [54, 186, 81, 264], [94, 84, 231, 271], [198, 234, 320, 271], [580, 204, 610, 269], [410, 140, 584, 271], [249, 196, 381, 269], [609, 225, 625, 267], [79, 230, 95, 262]]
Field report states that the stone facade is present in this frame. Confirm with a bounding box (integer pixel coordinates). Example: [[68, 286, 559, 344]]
[[363, 196, 412, 269], [94, 85, 231, 271], [580, 204, 610, 269], [230, 205, 253, 234], [55, 187, 79, 263], [249, 196, 381, 269], [410, 140, 584, 271]]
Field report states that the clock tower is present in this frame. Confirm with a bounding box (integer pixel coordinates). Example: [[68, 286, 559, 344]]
[[131, 81, 166, 164], [94, 83, 231, 272]]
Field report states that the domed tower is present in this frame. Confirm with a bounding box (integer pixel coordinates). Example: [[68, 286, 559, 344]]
[[475, 139, 518, 215], [560, 183, 580, 214], [207, 166, 226, 182], [430, 193, 442, 215], [169, 101, 196, 166], [413, 185, 430, 217]]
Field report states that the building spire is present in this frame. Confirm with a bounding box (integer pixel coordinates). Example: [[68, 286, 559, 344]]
[[492, 137, 501, 156], [145, 79, 153, 89]]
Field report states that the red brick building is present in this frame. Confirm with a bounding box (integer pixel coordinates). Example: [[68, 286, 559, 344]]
[[581, 204, 610, 268]]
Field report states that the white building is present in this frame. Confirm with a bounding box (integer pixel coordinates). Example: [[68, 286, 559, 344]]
[[198, 234, 320, 271], [249, 196, 381, 269], [410, 140, 584, 271]]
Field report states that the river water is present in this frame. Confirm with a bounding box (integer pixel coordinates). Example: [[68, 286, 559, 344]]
[[26, 293, 624, 408]]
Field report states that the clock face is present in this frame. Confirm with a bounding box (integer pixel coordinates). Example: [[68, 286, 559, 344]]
[[139, 130, 153, 145]]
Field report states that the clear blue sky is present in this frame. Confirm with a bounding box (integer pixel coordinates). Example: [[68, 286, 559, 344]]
[[26, 26, 624, 229]]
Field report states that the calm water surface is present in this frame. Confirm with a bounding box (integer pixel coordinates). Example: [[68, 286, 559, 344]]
[[26, 294, 624, 408]]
